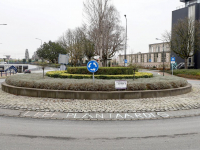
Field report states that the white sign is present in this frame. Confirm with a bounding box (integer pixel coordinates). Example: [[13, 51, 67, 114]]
[[58, 54, 69, 64], [115, 80, 127, 90]]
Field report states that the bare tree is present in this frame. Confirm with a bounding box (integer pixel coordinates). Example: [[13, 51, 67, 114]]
[[163, 17, 200, 69], [83, 0, 125, 66], [58, 27, 92, 66]]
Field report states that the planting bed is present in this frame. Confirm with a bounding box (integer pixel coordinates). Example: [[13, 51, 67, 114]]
[[2, 73, 191, 100], [5, 74, 188, 91]]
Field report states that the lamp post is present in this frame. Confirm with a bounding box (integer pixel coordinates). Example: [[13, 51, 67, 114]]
[[156, 38, 164, 76], [124, 15, 127, 67], [35, 38, 42, 46]]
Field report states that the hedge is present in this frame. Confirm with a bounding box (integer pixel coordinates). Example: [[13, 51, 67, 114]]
[[67, 67, 133, 75], [46, 71, 153, 79], [167, 69, 200, 76]]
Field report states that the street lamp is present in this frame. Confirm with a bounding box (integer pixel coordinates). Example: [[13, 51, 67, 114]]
[[35, 38, 42, 46], [156, 38, 165, 76], [124, 15, 127, 67]]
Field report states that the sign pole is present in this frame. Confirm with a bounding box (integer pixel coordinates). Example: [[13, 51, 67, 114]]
[[93, 73, 94, 83], [87, 60, 99, 84], [172, 64, 173, 76]]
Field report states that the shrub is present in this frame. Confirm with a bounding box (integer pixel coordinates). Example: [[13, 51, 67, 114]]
[[67, 67, 133, 75], [5, 74, 188, 91], [46, 71, 153, 79]]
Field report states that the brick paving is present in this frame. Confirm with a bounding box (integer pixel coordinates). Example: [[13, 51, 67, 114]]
[[0, 84, 199, 113]]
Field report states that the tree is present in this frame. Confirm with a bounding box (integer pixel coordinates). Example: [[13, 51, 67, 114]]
[[83, 38, 95, 61], [83, 0, 125, 66], [163, 17, 200, 69], [36, 41, 66, 63], [58, 27, 95, 66], [37, 62, 49, 78]]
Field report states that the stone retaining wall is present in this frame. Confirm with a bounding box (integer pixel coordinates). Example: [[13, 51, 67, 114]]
[[2, 82, 192, 100]]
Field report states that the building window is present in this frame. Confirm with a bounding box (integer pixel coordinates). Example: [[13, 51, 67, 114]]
[[135, 55, 138, 63], [189, 57, 192, 66], [147, 54, 150, 62], [141, 54, 144, 62], [154, 53, 158, 62]]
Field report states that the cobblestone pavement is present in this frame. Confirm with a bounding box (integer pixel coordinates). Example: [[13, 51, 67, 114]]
[[0, 85, 200, 113]]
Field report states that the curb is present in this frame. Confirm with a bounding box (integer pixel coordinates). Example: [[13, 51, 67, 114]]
[[2, 82, 192, 100]]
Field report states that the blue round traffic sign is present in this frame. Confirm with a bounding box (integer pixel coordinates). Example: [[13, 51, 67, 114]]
[[87, 60, 99, 73]]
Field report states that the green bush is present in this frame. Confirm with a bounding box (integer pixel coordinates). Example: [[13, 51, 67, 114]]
[[67, 67, 133, 75]]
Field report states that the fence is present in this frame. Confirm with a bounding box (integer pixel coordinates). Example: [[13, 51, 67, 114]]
[[0, 71, 16, 77]]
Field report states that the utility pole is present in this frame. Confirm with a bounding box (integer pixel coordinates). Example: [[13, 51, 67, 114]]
[[124, 15, 127, 67]]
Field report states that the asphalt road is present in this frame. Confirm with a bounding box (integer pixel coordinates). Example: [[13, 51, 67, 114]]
[[0, 116, 199, 150]]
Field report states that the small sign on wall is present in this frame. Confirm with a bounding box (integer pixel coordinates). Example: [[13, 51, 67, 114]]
[[115, 80, 127, 90]]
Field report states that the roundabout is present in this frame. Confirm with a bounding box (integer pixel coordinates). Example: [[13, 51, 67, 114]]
[[0, 70, 199, 121], [2, 71, 191, 99], [0, 76, 199, 121]]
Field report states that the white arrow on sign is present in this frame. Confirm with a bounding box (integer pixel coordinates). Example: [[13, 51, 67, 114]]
[[93, 62, 97, 67], [88, 63, 91, 68]]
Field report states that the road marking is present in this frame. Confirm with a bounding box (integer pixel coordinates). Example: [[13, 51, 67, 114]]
[[22, 111, 170, 120]]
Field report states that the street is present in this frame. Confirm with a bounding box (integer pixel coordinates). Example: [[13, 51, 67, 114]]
[[0, 116, 199, 150]]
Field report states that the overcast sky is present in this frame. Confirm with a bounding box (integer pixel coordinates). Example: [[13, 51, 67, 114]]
[[0, 0, 183, 59]]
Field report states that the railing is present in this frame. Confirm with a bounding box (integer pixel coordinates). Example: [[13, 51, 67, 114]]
[[177, 62, 185, 69], [0, 71, 16, 77]]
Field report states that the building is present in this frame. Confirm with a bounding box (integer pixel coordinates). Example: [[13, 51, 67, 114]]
[[172, 0, 200, 68], [118, 42, 171, 68], [32, 51, 39, 61], [25, 49, 29, 62]]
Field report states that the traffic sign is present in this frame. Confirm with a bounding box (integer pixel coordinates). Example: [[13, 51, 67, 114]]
[[87, 60, 99, 73], [149, 59, 151, 62], [171, 57, 175, 64], [124, 59, 127, 63], [172, 63, 177, 69]]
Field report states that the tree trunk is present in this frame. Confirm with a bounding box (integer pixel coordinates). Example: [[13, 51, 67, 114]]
[[103, 59, 106, 67], [185, 58, 188, 69], [43, 68, 44, 78]]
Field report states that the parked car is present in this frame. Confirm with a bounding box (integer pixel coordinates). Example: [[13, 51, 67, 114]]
[[24, 69, 31, 73]]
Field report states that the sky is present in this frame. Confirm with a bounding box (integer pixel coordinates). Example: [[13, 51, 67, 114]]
[[0, 0, 183, 59]]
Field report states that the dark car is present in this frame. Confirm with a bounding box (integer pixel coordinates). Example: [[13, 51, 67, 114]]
[[24, 69, 31, 73]]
